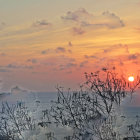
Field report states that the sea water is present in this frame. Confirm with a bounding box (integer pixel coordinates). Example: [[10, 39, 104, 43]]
[[1, 91, 140, 139]]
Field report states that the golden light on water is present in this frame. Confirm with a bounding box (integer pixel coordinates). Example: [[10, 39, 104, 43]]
[[128, 76, 134, 82]]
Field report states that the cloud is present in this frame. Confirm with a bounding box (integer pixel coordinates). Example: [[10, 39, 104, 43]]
[[128, 53, 140, 60], [7, 64, 20, 69], [41, 47, 72, 55], [97, 53, 140, 68], [32, 20, 52, 28], [0, 22, 6, 30], [61, 8, 93, 23], [41, 50, 48, 55], [59, 62, 77, 70], [100, 11, 125, 29], [0, 19, 52, 40], [41, 49, 51, 55], [119, 60, 124, 66], [0, 52, 6, 56], [66, 71, 72, 74], [135, 28, 140, 33], [66, 63, 77, 68], [84, 55, 97, 59], [44, 55, 76, 71], [68, 41, 73, 47], [68, 49, 72, 53], [11, 86, 28, 94], [0, 63, 34, 70], [0, 68, 10, 72], [24, 65, 34, 69], [80, 61, 88, 68], [62, 8, 125, 29], [103, 44, 129, 54], [41, 50, 47, 54], [27, 59, 38, 64], [72, 27, 85, 35], [55, 47, 66, 53]]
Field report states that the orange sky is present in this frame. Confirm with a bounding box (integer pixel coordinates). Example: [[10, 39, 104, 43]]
[[0, 0, 140, 91]]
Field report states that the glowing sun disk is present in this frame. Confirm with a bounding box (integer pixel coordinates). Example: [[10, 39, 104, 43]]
[[128, 76, 134, 82]]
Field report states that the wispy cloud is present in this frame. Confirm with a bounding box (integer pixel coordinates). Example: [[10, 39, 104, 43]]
[[55, 47, 66, 53], [0, 19, 52, 42], [0, 63, 33, 70], [0, 22, 6, 30], [0, 68, 10, 73], [41, 50, 47, 55], [41, 49, 51, 55], [68, 41, 73, 47], [72, 27, 85, 35], [103, 44, 129, 54], [32, 20, 52, 28], [0, 52, 6, 56], [128, 53, 140, 60], [80, 61, 88, 68], [61, 8, 92, 23], [27, 59, 38, 64], [59, 62, 77, 70], [68, 49, 72, 54], [41, 47, 72, 55], [62, 8, 125, 29], [84, 55, 97, 59]]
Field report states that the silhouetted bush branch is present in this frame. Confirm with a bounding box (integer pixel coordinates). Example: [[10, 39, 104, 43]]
[[0, 102, 35, 140], [50, 68, 140, 140], [0, 68, 140, 140]]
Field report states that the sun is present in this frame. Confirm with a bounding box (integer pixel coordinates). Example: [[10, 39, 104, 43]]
[[128, 76, 134, 82]]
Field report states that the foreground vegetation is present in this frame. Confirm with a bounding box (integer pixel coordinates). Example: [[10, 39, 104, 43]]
[[0, 68, 140, 140]]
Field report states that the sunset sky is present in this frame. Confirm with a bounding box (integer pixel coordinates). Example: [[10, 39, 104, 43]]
[[0, 0, 140, 92]]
